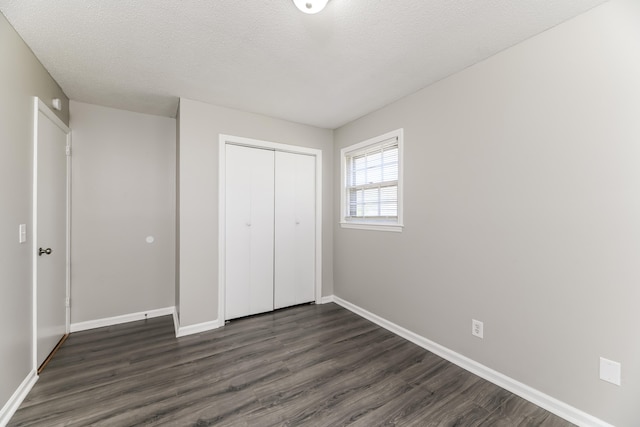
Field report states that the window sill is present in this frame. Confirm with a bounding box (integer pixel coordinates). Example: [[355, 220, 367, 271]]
[[340, 222, 404, 233]]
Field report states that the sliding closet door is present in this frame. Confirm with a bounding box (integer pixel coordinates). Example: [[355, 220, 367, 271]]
[[274, 151, 316, 309], [225, 144, 275, 319]]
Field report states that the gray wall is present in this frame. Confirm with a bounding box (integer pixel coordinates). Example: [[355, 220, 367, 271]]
[[70, 101, 175, 323], [333, 1, 639, 426], [0, 12, 69, 415], [177, 98, 333, 327]]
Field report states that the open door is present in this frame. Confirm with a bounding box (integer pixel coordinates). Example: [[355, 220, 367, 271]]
[[33, 98, 70, 372]]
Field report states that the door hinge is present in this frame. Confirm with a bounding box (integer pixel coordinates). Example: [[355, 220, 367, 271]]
[[65, 298, 70, 308], [65, 146, 71, 156]]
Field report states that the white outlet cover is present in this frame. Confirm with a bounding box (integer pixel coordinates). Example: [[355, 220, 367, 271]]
[[472, 319, 484, 339], [599, 357, 621, 386]]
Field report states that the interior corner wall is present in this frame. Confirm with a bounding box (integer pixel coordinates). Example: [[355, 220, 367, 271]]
[[69, 101, 176, 323], [175, 102, 181, 319], [0, 12, 69, 415], [332, 1, 640, 426], [177, 98, 334, 327]]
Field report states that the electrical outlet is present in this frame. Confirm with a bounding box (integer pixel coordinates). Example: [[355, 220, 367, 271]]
[[472, 319, 484, 339], [600, 357, 621, 386]]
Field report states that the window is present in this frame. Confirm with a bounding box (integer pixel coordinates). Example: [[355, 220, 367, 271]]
[[340, 129, 403, 232]]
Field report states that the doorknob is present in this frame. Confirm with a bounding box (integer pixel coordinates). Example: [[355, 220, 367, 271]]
[[38, 247, 52, 256]]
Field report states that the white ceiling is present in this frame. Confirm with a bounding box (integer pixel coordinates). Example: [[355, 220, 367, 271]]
[[0, 0, 606, 129]]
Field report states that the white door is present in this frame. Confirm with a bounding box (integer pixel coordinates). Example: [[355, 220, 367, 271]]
[[274, 152, 316, 309], [35, 104, 69, 369], [225, 144, 275, 319]]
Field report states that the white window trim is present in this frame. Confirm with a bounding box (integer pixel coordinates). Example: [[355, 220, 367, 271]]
[[340, 128, 404, 232]]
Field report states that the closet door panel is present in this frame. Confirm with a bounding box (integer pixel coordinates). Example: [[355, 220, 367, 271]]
[[225, 144, 275, 319], [274, 151, 316, 309]]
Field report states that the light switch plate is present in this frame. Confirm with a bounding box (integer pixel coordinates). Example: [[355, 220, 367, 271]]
[[19, 224, 26, 243], [599, 357, 621, 386]]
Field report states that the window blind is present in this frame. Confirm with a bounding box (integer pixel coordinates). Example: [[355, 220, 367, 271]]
[[345, 137, 398, 221]]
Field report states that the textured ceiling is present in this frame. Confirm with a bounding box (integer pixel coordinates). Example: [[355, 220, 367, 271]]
[[0, 0, 606, 129]]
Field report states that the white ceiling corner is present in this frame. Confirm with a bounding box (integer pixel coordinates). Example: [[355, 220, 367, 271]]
[[0, 0, 607, 129]]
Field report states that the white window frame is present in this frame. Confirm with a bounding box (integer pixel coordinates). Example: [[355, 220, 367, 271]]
[[340, 128, 404, 232]]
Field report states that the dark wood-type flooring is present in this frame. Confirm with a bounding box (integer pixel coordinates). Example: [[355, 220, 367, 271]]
[[10, 303, 574, 426]]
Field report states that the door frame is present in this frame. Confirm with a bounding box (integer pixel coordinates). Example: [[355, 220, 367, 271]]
[[32, 97, 71, 371], [218, 134, 322, 322]]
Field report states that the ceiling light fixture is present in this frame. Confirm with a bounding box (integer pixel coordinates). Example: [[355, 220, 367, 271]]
[[293, 0, 329, 14]]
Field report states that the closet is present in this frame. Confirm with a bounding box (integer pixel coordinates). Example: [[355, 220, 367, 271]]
[[224, 143, 316, 320]]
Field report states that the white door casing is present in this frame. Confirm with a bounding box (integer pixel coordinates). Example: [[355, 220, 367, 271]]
[[32, 98, 70, 370], [219, 134, 322, 322], [274, 151, 316, 309]]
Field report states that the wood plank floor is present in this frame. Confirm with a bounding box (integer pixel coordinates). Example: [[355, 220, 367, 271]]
[[10, 303, 574, 426]]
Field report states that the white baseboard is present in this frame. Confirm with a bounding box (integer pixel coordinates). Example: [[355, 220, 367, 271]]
[[172, 309, 223, 338], [0, 369, 37, 426], [172, 308, 180, 337], [70, 306, 175, 333], [332, 296, 613, 427], [318, 295, 335, 304]]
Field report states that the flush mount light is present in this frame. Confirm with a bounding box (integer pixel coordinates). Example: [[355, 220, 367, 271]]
[[293, 0, 329, 14]]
